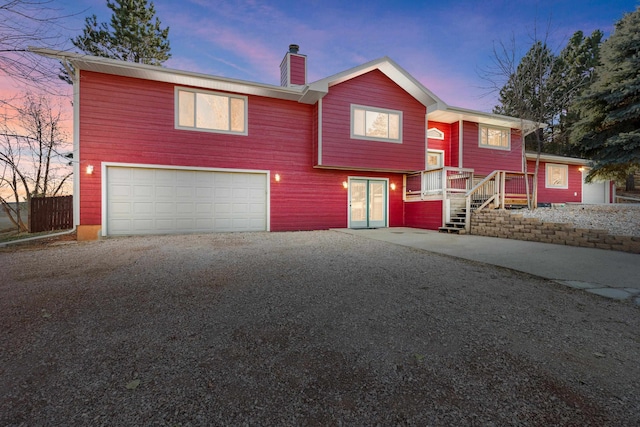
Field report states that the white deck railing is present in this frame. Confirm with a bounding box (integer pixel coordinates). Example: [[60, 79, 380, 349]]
[[405, 168, 537, 231], [405, 167, 475, 200]]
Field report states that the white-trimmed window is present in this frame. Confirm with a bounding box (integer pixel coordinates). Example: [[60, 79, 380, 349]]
[[351, 105, 402, 143], [546, 163, 568, 189], [176, 88, 247, 135], [479, 125, 510, 150], [427, 149, 444, 170]]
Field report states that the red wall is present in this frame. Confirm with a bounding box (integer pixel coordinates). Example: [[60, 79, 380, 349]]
[[78, 71, 405, 231], [528, 160, 583, 204], [320, 70, 427, 172], [462, 121, 522, 176], [427, 121, 454, 167], [404, 200, 443, 230], [290, 54, 306, 85]]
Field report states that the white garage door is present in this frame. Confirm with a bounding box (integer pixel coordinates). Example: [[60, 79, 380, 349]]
[[106, 166, 267, 235], [582, 170, 607, 204]]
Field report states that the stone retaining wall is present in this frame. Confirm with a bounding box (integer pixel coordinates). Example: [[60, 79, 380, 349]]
[[471, 210, 640, 254]]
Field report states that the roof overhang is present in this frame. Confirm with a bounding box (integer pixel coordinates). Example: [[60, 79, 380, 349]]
[[29, 47, 327, 104], [427, 104, 541, 133], [309, 56, 446, 110], [525, 151, 590, 165]]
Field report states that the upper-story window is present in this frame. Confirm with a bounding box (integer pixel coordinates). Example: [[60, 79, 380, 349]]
[[176, 88, 247, 135], [479, 125, 510, 150], [546, 163, 568, 189], [351, 104, 402, 143]]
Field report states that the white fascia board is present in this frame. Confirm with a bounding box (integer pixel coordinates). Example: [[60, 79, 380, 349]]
[[309, 56, 444, 109], [428, 104, 541, 132], [29, 47, 327, 103], [525, 151, 589, 165]]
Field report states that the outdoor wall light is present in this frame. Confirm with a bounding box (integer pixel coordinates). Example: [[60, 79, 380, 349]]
[[86, 164, 94, 175], [578, 167, 585, 172], [342, 181, 348, 189], [275, 173, 281, 182], [390, 183, 397, 191]]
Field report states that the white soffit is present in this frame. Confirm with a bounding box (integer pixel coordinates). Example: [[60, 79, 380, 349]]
[[30, 47, 320, 103], [525, 151, 589, 165], [428, 105, 540, 132]]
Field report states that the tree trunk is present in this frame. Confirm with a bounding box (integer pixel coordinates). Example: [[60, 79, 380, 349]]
[[626, 173, 635, 191]]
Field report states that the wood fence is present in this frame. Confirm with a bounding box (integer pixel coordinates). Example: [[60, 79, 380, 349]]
[[30, 196, 73, 232]]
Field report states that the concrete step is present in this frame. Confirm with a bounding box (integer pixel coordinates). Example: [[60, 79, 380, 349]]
[[438, 226, 467, 234]]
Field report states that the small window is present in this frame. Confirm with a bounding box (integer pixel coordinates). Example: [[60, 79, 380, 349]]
[[427, 150, 444, 170], [427, 128, 444, 140], [479, 125, 510, 150], [351, 104, 402, 143], [176, 88, 247, 135], [546, 164, 568, 189]]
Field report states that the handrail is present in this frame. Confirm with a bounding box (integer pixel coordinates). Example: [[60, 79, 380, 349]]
[[463, 170, 536, 231], [616, 195, 640, 203], [405, 167, 474, 199]]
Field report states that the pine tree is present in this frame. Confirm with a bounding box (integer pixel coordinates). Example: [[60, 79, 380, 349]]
[[61, 0, 170, 82], [570, 7, 640, 182], [493, 41, 555, 152], [547, 30, 602, 155]]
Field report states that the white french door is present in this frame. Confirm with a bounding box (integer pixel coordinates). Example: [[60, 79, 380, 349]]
[[349, 178, 387, 228]]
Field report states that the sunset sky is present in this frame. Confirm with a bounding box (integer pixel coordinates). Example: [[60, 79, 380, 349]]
[[3, 0, 639, 112]]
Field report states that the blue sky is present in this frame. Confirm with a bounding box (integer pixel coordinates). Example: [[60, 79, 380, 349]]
[[34, 0, 640, 111]]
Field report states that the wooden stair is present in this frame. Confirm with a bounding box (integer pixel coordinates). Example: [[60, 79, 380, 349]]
[[438, 197, 492, 234], [438, 207, 468, 234]]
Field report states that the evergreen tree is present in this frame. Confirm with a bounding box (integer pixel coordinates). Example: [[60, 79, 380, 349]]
[[570, 7, 640, 182], [493, 41, 555, 152], [547, 30, 602, 156], [493, 31, 602, 156], [61, 0, 170, 82]]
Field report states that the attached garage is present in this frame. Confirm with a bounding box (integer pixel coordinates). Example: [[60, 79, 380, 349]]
[[104, 165, 268, 236], [582, 169, 610, 204]]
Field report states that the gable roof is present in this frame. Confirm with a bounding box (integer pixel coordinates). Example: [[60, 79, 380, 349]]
[[305, 56, 446, 109], [31, 47, 538, 132]]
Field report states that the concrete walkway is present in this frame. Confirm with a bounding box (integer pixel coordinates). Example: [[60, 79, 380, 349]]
[[335, 227, 640, 305]]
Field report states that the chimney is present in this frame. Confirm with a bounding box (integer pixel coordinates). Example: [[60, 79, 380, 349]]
[[280, 44, 307, 87]]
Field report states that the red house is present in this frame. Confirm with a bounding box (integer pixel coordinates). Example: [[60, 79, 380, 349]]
[[33, 46, 611, 240]]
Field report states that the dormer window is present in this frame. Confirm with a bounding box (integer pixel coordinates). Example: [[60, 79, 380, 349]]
[[351, 104, 402, 143], [427, 128, 444, 140]]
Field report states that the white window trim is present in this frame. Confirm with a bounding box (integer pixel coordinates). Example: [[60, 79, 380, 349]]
[[479, 124, 510, 151], [175, 86, 248, 136], [350, 104, 402, 143], [545, 163, 569, 189], [427, 127, 444, 140], [426, 149, 445, 170]]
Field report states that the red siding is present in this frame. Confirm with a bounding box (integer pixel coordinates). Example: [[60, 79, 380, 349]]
[[289, 54, 306, 85], [404, 200, 443, 229], [78, 71, 404, 231], [427, 121, 454, 167], [462, 121, 522, 175], [320, 70, 426, 172], [528, 160, 583, 204]]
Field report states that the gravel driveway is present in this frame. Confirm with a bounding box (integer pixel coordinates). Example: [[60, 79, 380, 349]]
[[1, 231, 639, 425]]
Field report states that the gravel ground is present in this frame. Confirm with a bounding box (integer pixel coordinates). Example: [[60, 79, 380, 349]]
[[1, 231, 639, 426], [520, 204, 640, 237]]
